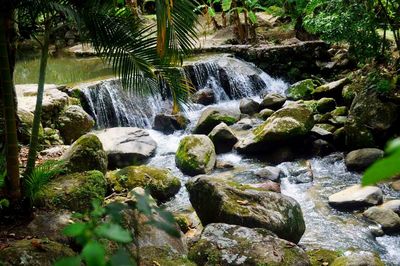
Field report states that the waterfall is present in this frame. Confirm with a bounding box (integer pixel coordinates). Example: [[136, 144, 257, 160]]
[[80, 79, 164, 129], [80, 55, 288, 129]]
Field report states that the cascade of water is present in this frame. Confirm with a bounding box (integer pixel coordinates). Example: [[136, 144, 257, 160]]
[[80, 79, 163, 129]]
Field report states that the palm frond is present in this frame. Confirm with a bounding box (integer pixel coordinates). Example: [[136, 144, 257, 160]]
[[23, 160, 65, 204]]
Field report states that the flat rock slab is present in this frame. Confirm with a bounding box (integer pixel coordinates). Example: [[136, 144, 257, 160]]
[[95, 127, 157, 169], [189, 223, 310, 266], [328, 185, 383, 210]]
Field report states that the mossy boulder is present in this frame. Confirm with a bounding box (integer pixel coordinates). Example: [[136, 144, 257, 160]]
[[37, 170, 107, 212], [208, 122, 238, 153], [107, 165, 181, 202], [62, 133, 108, 174], [43, 127, 63, 146], [312, 78, 349, 99], [186, 176, 306, 243], [57, 105, 95, 144], [331, 251, 384, 266], [331, 106, 348, 116], [307, 249, 341, 266], [193, 107, 239, 134], [287, 79, 318, 100], [17, 108, 44, 145], [316, 98, 336, 113], [189, 223, 310, 266], [0, 239, 76, 266], [253, 105, 314, 144], [176, 135, 216, 176]]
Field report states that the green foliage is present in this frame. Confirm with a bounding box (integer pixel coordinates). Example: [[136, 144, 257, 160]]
[[56, 190, 180, 266], [366, 70, 397, 93], [0, 155, 9, 209], [23, 160, 65, 204], [362, 138, 400, 186], [303, 0, 381, 61]]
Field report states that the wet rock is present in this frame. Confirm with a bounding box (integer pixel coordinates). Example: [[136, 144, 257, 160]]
[[57, 105, 95, 144], [260, 93, 286, 110], [331, 106, 348, 116], [107, 165, 181, 202], [62, 133, 108, 174], [250, 181, 281, 193], [216, 160, 235, 170], [331, 251, 384, 266], [316, 123, 336, 133], [239, 98, 260, 115], [258, 108, 275, 120], [345, 148, 384, 171], [285, 161, 314, 184], [312, 78, 349, 99], [153, 113, 188, 134], [176, 135, 216, 176], [380, 200, 400, 215], [363, 206, 400, 234], [0, 239, 76, 266], [254, 166, 282, 182], [189, 223, 310, 266], [311, 125, 333, 141], [316, 97, 336, 113], [186, 176, 306, 243], [194, 107, 239, 134], [253, 104, 314, 143], [231, 117, 256, 130], [328, 185, 383, 210], [37, 170, 107, 212], [191, 88, 216, 105], [391, 180, 400, 191], [17, 108, 44, 145], [95, 127, 157, 169], [312, 139, 334, 156], [208, 122, 238, 153], [287, 79, 318, 100]]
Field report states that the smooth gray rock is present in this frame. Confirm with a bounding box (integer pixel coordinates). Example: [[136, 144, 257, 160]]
[[328, 185, 383, 210], [254, 166, 282, 182], [345, 148, 384, 171], [260, 93, 286, 110], [208, 122, 238, 153], [363, 206, 400, 234], [239, 98, 260, 115]]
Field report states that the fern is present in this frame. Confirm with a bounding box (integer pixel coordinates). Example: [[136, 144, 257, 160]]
[[23, 160, 65, 204]]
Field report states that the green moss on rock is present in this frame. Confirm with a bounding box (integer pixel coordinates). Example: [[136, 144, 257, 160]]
[[194, 107, 239, 134], [38, 170, 107, 212], [62, 133, 108, 174], [307, 249, 341, 266], [0, 239, 75, 266], [288, 79, 318, 100], [107, 165, 181, 202], [316, 98, 337, 113], [175, 135, 216, 176]]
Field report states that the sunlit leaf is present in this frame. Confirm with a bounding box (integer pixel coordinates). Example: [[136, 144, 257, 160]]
[[362, 153, 400, 186], [248, 11, 257, 24], [208, 7, 216, 17], [82, 241, 106, 266], [385, 138, 400, 155], [95, 223, 133, 243], [222, 0, 232, 11], [63, 223, 87, 237]]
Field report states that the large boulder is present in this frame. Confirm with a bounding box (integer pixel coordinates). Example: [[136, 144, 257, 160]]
[[316, 97, 336, 113], [57, 105, 95, 144], [189, 223, 310, 266], [253, 104, 314, 143], [331, 251, 384, 266], [186, 176, 306, 243], [239, 98, 260, 115], [17, 108, 44, 144], [37, 170, 107, 212], [153, 113, 188, 134], [95, 127, 157, 169], [208, 122, 238, 153], [260, 93, 286, 110], [62, 134, 108, 174], [345, 148, 384, 171], [193, 107, 239, 134], [328, 185, 383, 210], [345, 88, 398, 149], [0, 239, 76, 266], [363, 206, 400, 234], [107, 165, 181, 202], [254, 166, 282, 182], [16, 84, 69, 127], [175, 135, 216, 176]]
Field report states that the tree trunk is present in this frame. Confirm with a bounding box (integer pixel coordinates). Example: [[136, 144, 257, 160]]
[[222, 11, 227, 27], [0, 13, 21, 202], [25, 25, 50, 177], [250, 24, 257, 44]]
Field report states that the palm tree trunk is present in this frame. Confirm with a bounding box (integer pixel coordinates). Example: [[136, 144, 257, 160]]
[[0, 14, 21, 202], [25, 25, 50, 177]]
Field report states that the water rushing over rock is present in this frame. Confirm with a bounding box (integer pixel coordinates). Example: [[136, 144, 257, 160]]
[[79, 55, 287, 129]]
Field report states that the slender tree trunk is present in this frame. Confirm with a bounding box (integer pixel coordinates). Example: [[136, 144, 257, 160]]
[[25, 25, 50, 176], [0, 14, 21, 202], [243, 10, 249, 43], [222, 11, 227, 27]]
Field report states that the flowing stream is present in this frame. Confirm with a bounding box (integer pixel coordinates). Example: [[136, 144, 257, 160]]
[[82, 54, 400, 265]]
